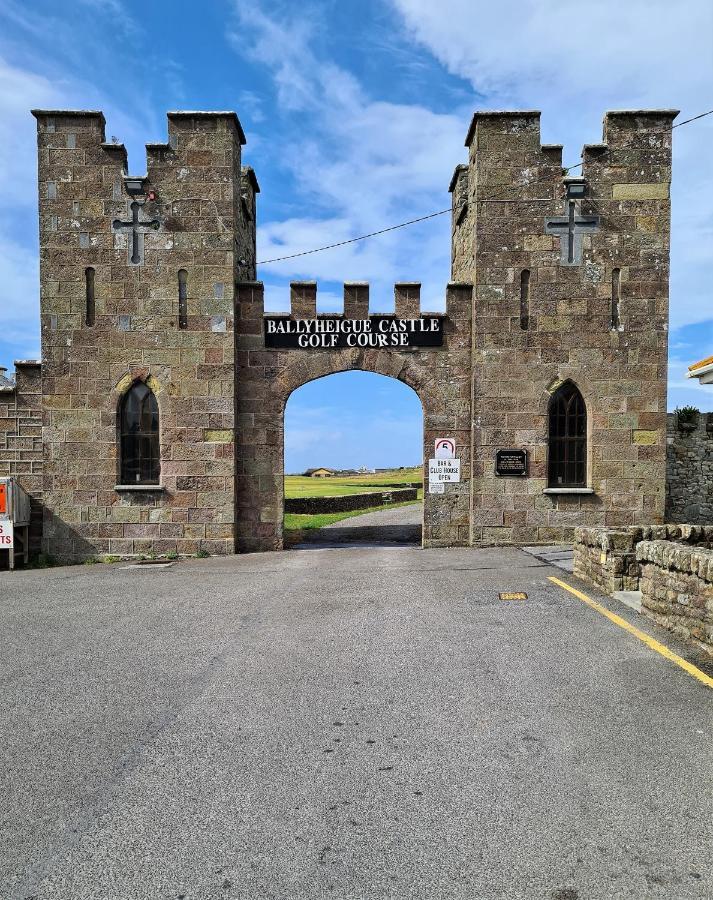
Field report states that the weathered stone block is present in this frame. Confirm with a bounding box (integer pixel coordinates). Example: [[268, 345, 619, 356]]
[[612, 183, 670, 200]]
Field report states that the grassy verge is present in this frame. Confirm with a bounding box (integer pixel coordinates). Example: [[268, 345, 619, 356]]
[[284, 497, 422, 532]]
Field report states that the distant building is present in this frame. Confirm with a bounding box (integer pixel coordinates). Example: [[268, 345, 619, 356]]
[[303, 467, 335, 478], [687, 354, 713, 385]]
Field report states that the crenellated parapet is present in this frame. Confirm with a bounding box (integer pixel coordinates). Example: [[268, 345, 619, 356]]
[[452, 108, 678, 543], [235, 278, 473, 552], [17, 102, 678, 561], [241, 280, 465, 322], [32, 109, 257, 560]]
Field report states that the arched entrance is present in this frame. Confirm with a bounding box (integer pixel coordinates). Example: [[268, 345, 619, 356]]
[[283, 370, 424, 547], [234, 281, 473, 553]]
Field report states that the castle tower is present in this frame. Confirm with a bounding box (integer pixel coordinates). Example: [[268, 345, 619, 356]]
[[450, 110, 677, 543], [33, 109, 257, 560]]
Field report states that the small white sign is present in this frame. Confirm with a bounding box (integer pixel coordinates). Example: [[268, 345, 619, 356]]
[[435, 437, 456, 459], [0, 520, 14, 549], [429, 481, 445, 494], [428, 458, 461, 483]]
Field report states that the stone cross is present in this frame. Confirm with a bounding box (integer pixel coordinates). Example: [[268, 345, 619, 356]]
[[112, 201, 160, 266], [544, 200, 599, 266]]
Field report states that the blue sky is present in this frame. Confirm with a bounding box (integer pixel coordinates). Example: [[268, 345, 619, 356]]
[[0, 0, 711, 472]]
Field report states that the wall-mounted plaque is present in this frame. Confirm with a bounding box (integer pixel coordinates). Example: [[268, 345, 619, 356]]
[[495, 449, 528, 477], [264, 316, 444, 350]]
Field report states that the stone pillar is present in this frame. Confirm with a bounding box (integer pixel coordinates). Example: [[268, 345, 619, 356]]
[[235, 282, 283, 553]]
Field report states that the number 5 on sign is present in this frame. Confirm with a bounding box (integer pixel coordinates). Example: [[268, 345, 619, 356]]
[[0, 520, 14, 548]]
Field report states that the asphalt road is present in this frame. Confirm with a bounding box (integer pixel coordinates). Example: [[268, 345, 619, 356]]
[[296, 501, 422, 546], [1, 546, 712, 900]]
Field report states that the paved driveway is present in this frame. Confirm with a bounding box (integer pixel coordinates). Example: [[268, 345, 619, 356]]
[[296, 501, 422, 546], [1, 547, 711, 899]]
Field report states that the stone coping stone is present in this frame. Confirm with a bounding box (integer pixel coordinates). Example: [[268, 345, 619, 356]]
[[636, 540, 713, 583], [575, 524, 713, 551]]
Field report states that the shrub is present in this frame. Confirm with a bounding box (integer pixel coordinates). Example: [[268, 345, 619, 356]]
[[676, 405, 700, 427]]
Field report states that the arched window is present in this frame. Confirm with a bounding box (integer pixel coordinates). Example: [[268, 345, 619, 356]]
[[548, 382, 586, 487], [120, 381, 160, 485]]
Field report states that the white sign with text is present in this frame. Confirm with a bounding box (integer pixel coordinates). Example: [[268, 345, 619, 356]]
[[0, 520, 14, 548], [428, 458, 461, 483]]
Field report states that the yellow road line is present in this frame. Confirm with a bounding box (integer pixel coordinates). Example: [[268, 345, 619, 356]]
[[548, 576, 713, 689]]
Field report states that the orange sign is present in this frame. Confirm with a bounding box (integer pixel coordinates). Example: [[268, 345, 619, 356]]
[[0, 483, 6, 516]]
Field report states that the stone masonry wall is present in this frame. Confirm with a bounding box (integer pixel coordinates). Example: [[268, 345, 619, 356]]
[[637, 539, 713, 653], [18, 105, 678, 560], [235, 281, 473, 552], [285, 488, 417, 515], [574, 523, 713, 596], [0, 362, 43, 552], [666, 411, 713, 523], [456, 110, 676, 545], [34, 110, 254, 561]]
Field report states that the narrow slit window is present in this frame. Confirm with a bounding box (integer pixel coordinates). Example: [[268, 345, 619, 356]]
[[520, 269, 530, 330], [85, 267, 95, 326], [611, 267, 621, 330], [178, 269, 188, 330]]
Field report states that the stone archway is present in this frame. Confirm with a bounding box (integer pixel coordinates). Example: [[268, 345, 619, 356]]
[[234, 281, 473, 553], [280, 364, 427, 547]]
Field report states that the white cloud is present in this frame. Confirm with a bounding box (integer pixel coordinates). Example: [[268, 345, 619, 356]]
[[0, 236, 41, 354], [0, 58, 65, 207], [284, 392, 422, 470], [235, 0, 713, 333], [391, 0, 712, 112], [0, 25, 159, 366], [231, 2, 463, 311], [390, 0, 713, 333]]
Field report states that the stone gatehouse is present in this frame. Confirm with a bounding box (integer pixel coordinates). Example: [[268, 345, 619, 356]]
[[0, 107, 679, 561]]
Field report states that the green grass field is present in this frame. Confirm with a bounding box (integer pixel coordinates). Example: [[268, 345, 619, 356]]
[[284, 466, 422, 498], [284, 499, 422, 532], [283, 467, 423, 532]]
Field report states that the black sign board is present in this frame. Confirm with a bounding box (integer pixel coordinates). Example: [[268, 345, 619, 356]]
[[264, 316, 444, 350], [495, 449, 528, 477]]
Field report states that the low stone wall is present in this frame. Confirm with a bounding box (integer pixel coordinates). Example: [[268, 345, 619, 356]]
[[666, 412, 713, 524], [573, 524, 713, 595], [285, 488, 418, 515], [637, 540, 713, 653]]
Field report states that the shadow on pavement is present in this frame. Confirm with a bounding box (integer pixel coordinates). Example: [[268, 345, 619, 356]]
[[294, 522, 422, 548]]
